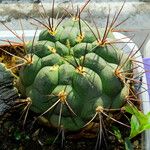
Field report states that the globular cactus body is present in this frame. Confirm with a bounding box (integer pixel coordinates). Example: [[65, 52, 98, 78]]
[[19, 18, 131, 131]]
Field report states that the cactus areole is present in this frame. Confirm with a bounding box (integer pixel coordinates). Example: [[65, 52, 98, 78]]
[[19, 18, 132, 131]]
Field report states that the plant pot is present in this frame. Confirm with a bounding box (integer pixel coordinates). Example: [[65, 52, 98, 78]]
[[0, 29, 150, 149]]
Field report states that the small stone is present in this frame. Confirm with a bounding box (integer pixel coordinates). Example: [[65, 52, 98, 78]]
[[133, 140, 140, 148]]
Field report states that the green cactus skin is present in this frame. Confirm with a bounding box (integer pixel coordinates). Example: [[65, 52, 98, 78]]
[[19, 18, 131, 131]]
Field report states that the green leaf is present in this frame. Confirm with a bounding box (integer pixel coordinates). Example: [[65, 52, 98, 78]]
[[124, 104, 145, 121], [124, 138, 133, 150], [112, 126, 123, 143], [124, 104, 150, 138], [130, 115, 140, 138], [14, 130, 21, 141]]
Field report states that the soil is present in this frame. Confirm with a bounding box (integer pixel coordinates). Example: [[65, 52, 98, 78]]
[[0, 106, 142, 150]]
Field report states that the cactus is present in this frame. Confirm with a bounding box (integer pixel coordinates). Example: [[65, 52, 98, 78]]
[[1, 1, 149, 149], [17, 6, 132, 131]]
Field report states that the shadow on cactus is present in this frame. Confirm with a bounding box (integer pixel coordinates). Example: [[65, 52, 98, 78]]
[[0, 0, 150, 149]]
